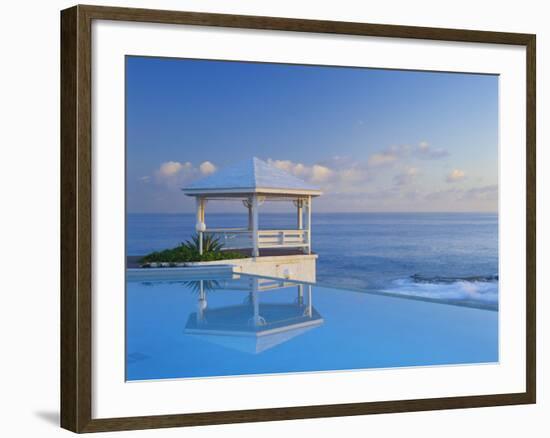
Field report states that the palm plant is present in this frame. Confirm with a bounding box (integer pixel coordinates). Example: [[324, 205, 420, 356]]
[[182, 233, 224, 253]]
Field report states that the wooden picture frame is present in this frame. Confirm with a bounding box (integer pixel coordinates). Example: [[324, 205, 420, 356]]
[[61, 4, 536, 433]]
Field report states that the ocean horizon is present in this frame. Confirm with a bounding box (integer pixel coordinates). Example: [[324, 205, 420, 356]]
[[127, 212, 498, 310]]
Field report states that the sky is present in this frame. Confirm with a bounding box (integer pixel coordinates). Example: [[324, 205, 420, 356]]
[[126, 56, 498, 213]]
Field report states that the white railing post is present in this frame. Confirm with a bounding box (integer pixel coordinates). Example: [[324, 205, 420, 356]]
[[252, 195, 259, 257], [305, 196, 312, 254]]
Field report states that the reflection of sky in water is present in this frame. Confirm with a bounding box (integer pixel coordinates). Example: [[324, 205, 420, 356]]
[[126, 273, 498, 381]]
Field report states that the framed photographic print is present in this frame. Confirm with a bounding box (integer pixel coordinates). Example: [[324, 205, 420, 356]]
[[60, 4, 536, 433]]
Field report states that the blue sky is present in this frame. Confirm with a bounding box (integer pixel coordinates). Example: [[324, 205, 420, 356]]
[[126, 56, 498, 213]]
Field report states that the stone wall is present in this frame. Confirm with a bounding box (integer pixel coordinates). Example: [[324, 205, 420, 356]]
[[187, 254, 317, 282]]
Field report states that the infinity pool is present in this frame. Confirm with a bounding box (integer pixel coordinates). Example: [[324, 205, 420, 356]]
[[126, 272, 498, 381]]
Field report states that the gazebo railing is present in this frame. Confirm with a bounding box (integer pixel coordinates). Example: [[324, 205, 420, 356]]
[[204, 228, 308, 251], [257, 230, 308, 248], [204, 228, 252, 250]]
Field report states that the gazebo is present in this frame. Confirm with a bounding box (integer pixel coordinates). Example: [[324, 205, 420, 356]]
[[182, 157, 322, 257]]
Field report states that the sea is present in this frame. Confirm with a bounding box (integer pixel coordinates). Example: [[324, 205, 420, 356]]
[[126, 212, 499, 310]]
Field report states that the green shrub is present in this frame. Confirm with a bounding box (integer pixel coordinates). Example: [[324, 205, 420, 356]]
[[139, 234, 245, 265]]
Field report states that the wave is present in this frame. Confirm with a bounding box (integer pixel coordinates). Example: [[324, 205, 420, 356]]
[[382, 274, 499, 310], [409, 273, 498, 284]]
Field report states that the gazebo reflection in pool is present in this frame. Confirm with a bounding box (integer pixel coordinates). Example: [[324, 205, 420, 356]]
[[184, 276, 324, 354]]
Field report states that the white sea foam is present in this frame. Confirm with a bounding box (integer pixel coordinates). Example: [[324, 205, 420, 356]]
[[383, 277, 499, 305]]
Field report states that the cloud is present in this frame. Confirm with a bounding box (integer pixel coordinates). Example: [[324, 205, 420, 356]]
[[310, 164, 334, 183], [368, 141, 449, 168], [368, 152, 398, 167], [158, 161, 189, 177], [366, 142, 448, 169], [446, 169, 466, 183], [199, 161, 217, 175], [153, 157, 368, 192], [339, 167, 365, 183], [393, 167, 420, 186], [425, 184, 497, 202], [424, 187, 461, 201], [462, 185, 498, 201], [267, 159, 309, 178], [367, 145, 407, 168], [140, 157, 497, 212], [154, 160, 218, 188], [267, 157, 370, 191], [415, 141, 449, 160]]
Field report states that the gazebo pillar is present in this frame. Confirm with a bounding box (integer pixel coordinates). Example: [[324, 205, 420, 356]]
[[247, 202, 253, 230], [195, 197, 206, 255], [251, 195, 259, 257], [296, 199, 303, 230], [304, 196, 312, 254]]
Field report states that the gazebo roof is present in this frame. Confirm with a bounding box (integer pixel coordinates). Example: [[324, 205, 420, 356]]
[[182, 157, 322, 197]]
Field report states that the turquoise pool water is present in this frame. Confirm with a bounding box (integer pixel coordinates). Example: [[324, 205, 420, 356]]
[[126, 273, 498, 381]]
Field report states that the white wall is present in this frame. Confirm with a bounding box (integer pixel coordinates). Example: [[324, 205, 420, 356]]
[[0, 0, 547, 436]]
